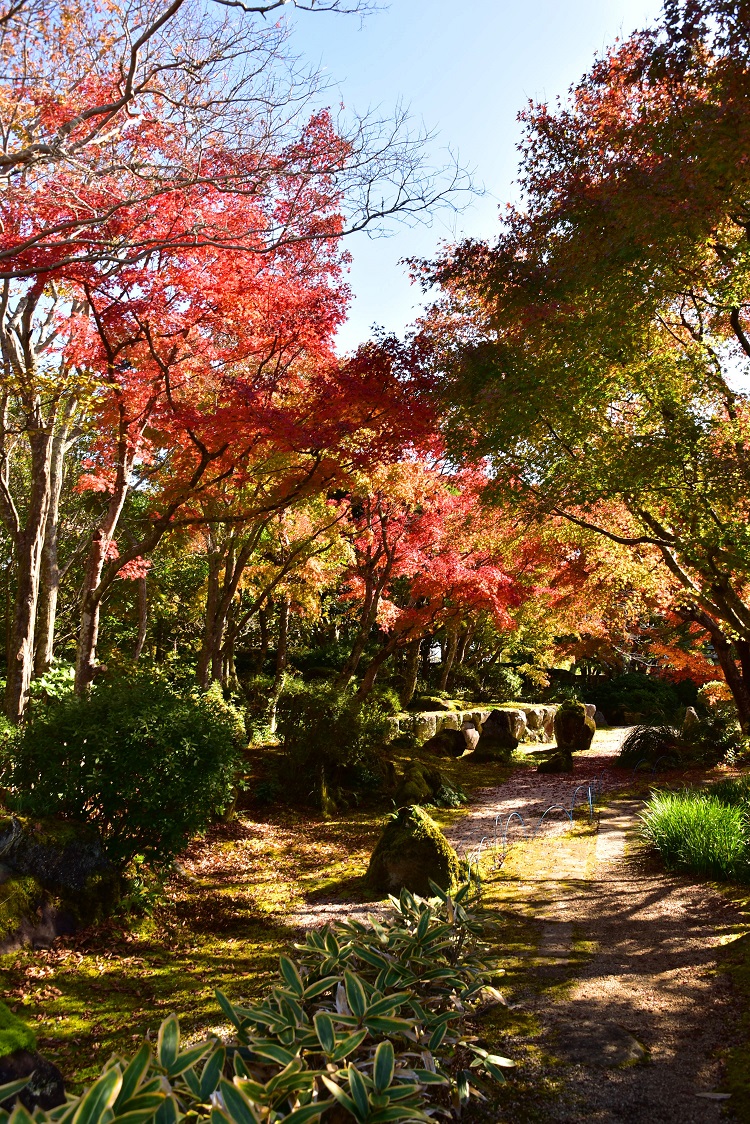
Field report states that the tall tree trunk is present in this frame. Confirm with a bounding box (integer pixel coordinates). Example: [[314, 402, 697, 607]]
[[74, 439, 133, 694], [255, 603, 271, 672], [34, 425, 70, 676], [133, 575, 148, 660], [5, 430, 53, 722], [400, 637, 421, 708], [269, 594, 290, 733], [685, 608, 750, 733], [356, 634, 399, 701], [197, 544, 223, 688], [438, 625, 459, 692]]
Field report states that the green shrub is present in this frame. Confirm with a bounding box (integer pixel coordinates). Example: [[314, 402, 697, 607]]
[[590, 671, 694, 725], [709, 775, 750, 808], [276, 681, 392, 809], [0, 885, 513, 1122], [619, 724, 685, 768], [2, 673, 243, 870], [641, 790, 750, 882]]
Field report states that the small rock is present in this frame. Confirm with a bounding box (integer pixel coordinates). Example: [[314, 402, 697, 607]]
[[553, 1020, 647, 1068]]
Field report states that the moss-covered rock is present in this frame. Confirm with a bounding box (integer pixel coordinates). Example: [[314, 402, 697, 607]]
[[366, 806, 460, 896], [0, 875, 44, 945], [537, 750, 574, 774], [554, 700, 595, 753], [0, 818, 120, 947], [393, 762, 441, 807], [0, 816, 113, 893]]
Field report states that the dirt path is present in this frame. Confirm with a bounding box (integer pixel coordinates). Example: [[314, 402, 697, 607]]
[[476, 730, 747, 1122], [444, 727, 631, 860]]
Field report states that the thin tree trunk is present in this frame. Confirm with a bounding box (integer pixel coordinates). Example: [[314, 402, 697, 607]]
[[256, 603, 271, 672], [439, 625, 459, 692], [269, 594, 290, 733], [133, 575, 148, 660], [34, 424, 70, 676], [400, 638, 421, 708], [356, 634, 399, 701], [197, 543, 222, 688], [74, 439, 133, 694], [5, 430, 53, 722]]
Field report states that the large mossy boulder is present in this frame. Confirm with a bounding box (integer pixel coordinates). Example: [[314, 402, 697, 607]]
[[554, 700, 595, 754], [393, 762, 440, 807], [367, 806, 460, 896], [473, 709, 518, 762], [0, 1001, 65, 1111]]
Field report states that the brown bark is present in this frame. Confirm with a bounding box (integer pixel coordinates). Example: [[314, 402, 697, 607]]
[[268, 594, 290, 732], [34, 424, 70, 675], [438, 624, 459, 692], [400, 637, 421, 708], [683, 607, 750, 734], [133, 575, 148, 660]]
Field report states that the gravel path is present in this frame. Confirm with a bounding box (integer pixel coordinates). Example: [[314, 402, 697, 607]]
[[538, 801, 741, 1123], [444, 726, 631, 859]]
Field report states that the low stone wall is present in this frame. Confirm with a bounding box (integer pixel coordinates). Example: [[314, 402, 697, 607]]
[[387, 704, 556, 744]]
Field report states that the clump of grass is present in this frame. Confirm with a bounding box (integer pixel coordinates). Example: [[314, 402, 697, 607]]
[[641, 790, 750, 882], [709, 775, 750, 808]]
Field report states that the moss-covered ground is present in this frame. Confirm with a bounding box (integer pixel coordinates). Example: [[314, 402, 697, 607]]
[[0, 742, 520, 1094]]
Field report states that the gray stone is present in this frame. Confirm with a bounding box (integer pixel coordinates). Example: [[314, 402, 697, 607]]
[[553, 1019, 647, 1068], [437, 712, 460, 732], [584, 702, 597, 720], [413, 714, 437, 742], [463, 727, 480, 751], [504, 708, 528, 739], [524, 707, 545, 730], [594, 709, 609, 728]]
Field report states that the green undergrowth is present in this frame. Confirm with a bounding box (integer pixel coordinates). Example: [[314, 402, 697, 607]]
[[0, 875, 43, 943], [0, 737, 525, 1098], [0, 998, 36, 1055]]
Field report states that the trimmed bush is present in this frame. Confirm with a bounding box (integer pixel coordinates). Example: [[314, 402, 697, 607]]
[[1, 674, 243, 870], [641, 790, 750, 882], [619, 724, 685, 768]]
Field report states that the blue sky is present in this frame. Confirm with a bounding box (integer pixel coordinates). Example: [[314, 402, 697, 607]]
[[288, 0, 663, 351]]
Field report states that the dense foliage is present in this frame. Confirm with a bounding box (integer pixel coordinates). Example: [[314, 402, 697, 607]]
[[2, 676, 242, 868], [276, 681, 393, 810], [0, 886, 512, 1123], [427, 0, 750, 730]]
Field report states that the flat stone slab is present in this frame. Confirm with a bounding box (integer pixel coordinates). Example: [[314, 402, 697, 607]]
[[553, 1019, 647, 1068]]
